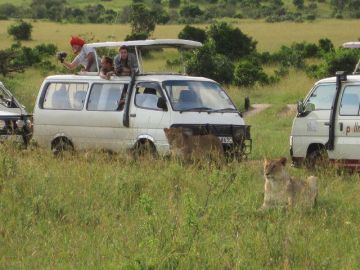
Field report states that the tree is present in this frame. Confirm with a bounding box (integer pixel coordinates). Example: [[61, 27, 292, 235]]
[[233, 59, 268, 87], [129, 2, 156, 35], [207, 22, 257, 59], [180, 5, 204, 17], [0, 50, 24, 76], [169, 0, 180, 8], [293, 0, 304, 9], [178, 25, 207, 43], [185, 41, 234, 83], [8, 21, 33, 40], [0, 3, 19, 18]]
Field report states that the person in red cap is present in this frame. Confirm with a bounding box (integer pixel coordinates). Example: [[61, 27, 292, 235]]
[[61, 36, 98, 72]]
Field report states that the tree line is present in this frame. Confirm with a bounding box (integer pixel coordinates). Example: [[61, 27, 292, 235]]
[[2, 0, 360, 24]]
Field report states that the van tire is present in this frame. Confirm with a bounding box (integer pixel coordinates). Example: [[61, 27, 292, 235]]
[[133, 140, 157, 158], [51, 137, 74, 156], [305, 146, 328, 170]]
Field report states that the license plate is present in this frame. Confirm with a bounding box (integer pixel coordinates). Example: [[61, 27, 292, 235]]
[[218, 136, 233, 144], [0, 134, 23, 142]]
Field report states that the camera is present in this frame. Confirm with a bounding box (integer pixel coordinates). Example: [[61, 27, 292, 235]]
[[57, 51, 67, 63]]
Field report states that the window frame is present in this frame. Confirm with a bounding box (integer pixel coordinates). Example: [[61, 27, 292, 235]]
[[339, 84, 360, 116], [40, 82, 89, 111], [304, 83, 336, 111], [86, 82, 128, 112], [134, 82, 165, 111]]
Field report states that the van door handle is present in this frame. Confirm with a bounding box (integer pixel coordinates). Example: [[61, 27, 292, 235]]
[[130, 113, 136, 117], [339, 122, 343, 131], [324, 122, 330, 126]]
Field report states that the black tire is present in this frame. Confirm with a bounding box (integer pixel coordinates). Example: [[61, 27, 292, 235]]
[[305, 148, 328, 170], [51, 137, 73, 156], [133, 140, 157, 158]]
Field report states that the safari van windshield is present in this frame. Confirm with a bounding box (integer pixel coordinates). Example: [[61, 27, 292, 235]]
[[162, 80, 236, 112]]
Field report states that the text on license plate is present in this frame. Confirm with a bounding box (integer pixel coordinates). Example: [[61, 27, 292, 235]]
[[218, 136, 233, 144]]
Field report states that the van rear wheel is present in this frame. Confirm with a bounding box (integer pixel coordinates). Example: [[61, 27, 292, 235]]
[[51, 137, 74, 156]]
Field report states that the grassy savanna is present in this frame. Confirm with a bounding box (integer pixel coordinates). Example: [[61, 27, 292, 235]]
[[2, 19, 360, 51], [1, 20, 360, 269]]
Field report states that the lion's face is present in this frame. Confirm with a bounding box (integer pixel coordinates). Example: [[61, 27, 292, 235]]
[[264, 157, 287, 181]]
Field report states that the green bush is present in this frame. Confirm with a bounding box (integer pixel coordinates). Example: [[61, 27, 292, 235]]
[[308, 48, 360, 78], [207, 22, 257, 60], [180, 4, 204, 18], [233, 59, 269, 87], [178, 25, 207, 44], [185, 41, 234, 84], [7, 20, 33, 40], [0, 3, 19, 18], [318, 38, 334, 53]]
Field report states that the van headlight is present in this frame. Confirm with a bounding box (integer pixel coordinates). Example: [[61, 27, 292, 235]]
[[25, 119, 32, 128], [234, 128, 245, 139], [16, 119, 25, 129], [0, 120, 5, 129]]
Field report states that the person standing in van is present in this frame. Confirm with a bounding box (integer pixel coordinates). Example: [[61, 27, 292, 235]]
[[114, 46, 138, 76], [99, 56, 115, 80], [61, 36, 99, 72]]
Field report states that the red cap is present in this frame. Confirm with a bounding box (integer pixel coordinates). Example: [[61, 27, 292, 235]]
[[70, 36, 85, 47]]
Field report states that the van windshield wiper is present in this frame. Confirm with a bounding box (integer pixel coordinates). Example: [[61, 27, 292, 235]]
[[209, 107, 238, 113], [179, 107, 213, 113]]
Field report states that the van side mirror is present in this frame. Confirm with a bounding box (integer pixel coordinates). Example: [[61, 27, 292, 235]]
[[157, 97, 168, 111], [297, 100, 315, 114], [297, 100, 305, 114]]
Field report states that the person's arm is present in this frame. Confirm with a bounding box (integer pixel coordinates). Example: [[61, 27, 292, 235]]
[[85, 52, 95, 72], [62, 59, 78, 70]]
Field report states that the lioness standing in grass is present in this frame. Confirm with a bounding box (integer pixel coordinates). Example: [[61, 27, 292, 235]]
[[261, 157, 318, 209], [164, 127, 224, 163]]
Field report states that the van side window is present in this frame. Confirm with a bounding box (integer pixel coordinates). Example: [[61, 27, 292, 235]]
[[135, 83, 162, 110], [42, 83, 88, 110], [306, 84, 336, 110], [340, 85, 360, 115], [87, 83, 127, 111]]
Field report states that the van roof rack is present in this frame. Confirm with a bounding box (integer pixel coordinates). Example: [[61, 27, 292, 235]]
[[88, 39, 202, 75], [342, 42, 360, 74]]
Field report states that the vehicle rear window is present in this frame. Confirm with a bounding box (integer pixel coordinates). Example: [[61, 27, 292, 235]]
[[87, 83, 128, 111], [42, 83, 88, 110]]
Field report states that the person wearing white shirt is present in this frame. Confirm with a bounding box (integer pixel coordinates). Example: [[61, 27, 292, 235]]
[[62, 36, 98, 72]]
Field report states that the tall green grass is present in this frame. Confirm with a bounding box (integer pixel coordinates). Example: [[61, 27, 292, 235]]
[[1, 20, 360, 269], [1, 118, 359, 269]]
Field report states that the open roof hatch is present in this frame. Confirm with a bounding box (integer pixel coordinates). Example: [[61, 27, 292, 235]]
[[87, 39, 203, 75]]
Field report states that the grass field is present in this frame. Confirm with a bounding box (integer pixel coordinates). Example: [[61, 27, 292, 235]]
[[1, 20, 360, 269], [2, 19, 360, 52]]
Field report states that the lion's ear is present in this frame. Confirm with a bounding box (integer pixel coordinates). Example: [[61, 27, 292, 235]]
[[279, 157, 287, 166]]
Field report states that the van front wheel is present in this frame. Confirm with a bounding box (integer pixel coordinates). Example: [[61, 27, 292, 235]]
[[305, 148, 328, 170], [133, 140, 157, 158]]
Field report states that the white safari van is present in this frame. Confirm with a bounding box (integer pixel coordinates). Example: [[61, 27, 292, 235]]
[[290, 71, 360, 169], [33, 40, 251, 157]]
